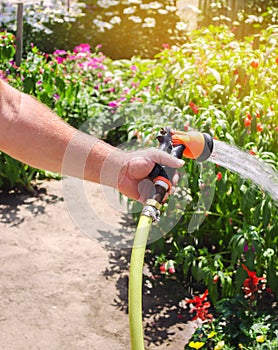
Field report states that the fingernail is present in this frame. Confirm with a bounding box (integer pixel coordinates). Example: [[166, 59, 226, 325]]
[[177, 159, 185, 166]]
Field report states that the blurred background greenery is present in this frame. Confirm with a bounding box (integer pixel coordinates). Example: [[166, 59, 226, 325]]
[[1, 0, 277, 59]]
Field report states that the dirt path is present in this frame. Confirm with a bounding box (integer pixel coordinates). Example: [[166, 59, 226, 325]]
[[0, 180, 194, 350]]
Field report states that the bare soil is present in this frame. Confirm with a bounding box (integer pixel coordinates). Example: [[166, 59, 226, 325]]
[[0, 180, 195, 350]]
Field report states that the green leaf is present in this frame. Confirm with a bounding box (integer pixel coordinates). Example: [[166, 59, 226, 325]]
[[207, 67, 221, 83]]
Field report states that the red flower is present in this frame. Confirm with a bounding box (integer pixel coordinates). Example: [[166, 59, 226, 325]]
[[189, 101, 199, 114], [244, 117, 251, 127], [216, 172, 222, 181], [233, 68, 239, 75], [256, 123, 263, 132], [246, 112, 252, 120], [160, 263, 166, 274], [185, 289, 213, 322], [249, 149, 256, 155], [276, 57, 278, 64], [242, 264, 266, 300], [251, 60, 259, 68]]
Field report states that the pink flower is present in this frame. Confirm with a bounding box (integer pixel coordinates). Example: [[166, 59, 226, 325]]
[[183, 123, 189, 131], [104, 77, 111, 83], [168, 266, 175, 274], [108, 101, 119, 108], [53, 49, 67, 55], [53, 93, 60, 101], [58, 57, 67, 64], [131, 82, 139, 88], [167, 260, 175, 274], [73, 43, 91, 53], [130, 97, 143, 103]]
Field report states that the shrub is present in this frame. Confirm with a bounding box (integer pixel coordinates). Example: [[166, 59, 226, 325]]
[[0, 25, 277, 302]]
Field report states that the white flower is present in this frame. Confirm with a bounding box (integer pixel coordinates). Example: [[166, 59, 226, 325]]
[[93, 18, 113, 32], [166, 5, 176, 12], [140, 4, 149, 10], [97, 0, 119, 9], [128, 0, 141, 4], [0, 0, 85, 32], [149, 1, 162, 10], [142, 17, 156, 28], [128, 15, 142, 23], [110, 15, 121, 24], [158, 9, 168, 15], [176, 21, 187, 31], [123, 7, 136, 15]]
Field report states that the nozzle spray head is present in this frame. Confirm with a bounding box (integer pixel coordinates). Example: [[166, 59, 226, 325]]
[[171, 131, 214, 162]]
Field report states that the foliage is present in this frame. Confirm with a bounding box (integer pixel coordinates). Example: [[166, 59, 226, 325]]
[[0, 24, 277, 345], [1, 22, 277, 282], [182, 275, 278, 349]]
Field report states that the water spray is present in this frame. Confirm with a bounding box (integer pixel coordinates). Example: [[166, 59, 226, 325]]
[[128, 127, 213, 350]]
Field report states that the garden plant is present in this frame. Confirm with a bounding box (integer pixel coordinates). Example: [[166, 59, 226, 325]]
[[0, 17, 277, 349]]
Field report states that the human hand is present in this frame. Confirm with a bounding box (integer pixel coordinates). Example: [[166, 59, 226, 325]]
[[116, 148, 185, 202]]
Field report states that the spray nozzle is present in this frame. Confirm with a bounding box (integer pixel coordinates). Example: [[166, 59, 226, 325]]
[[148, 127, 214, 203], [171, 130, 214, 162]]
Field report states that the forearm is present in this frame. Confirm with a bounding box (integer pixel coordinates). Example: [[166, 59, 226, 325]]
[[0, 79, 185, 200], [0, 79, 118, 185]]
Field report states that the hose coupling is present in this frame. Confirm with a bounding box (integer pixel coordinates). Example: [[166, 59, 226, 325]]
[[141, 199, 162, 222]]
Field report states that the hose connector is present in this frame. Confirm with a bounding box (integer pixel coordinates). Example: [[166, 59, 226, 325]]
[[141, 199, 161, 222]]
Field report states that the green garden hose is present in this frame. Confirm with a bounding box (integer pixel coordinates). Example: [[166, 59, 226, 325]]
[[129, 214, 152, 350], [128, 127, 213, 349]]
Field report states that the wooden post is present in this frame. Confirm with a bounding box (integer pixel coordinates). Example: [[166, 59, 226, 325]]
[[16, 2, 23, 66]]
